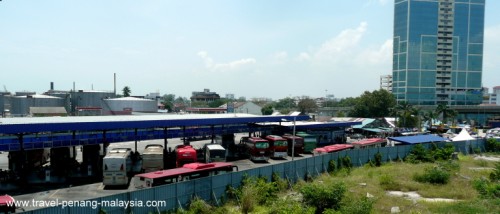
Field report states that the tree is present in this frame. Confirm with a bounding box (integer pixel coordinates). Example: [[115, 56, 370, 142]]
[[261, 104, 274, 115], [435, 104, 457, 125], [274, 97, 296, 110], [298, 98, 318, 114], [122, 86, 131, 97], [161, 94, 176, 112], [349, 89, 396, 118], [208, 99, 227, 108], [393, 101, 419, 128]]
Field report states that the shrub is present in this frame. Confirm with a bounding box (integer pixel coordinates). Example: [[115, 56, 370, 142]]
[[485, 138, 500, 152], [240, 185, 258, 213], [413, 166, 450, 185], [431, 143, 455, 161], [300, 181, 346, 213], [405, 144, 433, 163], [339, 197, 375, 214], [342, 156, 352, 169], [268, 197, 315, 214], [186, 197, 214, 214], [490, 162, 500, 182], [379, 174, 401, 190], [473, 178, 500, 199], [328, 159, 337, 173], [272, 172, 289, 191], [374, 152, 383, 167]]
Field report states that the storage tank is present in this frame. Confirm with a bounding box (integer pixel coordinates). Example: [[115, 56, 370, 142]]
[[70, 90, 116, 115], [10, 94, 65, 116], [102, 97, 157, 115]]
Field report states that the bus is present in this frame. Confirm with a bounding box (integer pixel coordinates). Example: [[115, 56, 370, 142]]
[[282, 134, 304, 155], [174, 145, 197, 167], [312, 144, 353, 156], [0, 194, 16, 213], [142, 144, 164, 173], [241, 137, 272, 162], [350, 138, 386, 149], [103, 148, 133, 186], [203, 144, 226, 163], [296, 132, 317, 153], [133, 162, 238, 189], [265, 135, 288, 158]]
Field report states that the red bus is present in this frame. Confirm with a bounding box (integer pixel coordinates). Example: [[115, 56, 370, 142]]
[[241, 137, 272, 162], [174, 145, 197, 167], [265, 135, 288, 158], [0, 194, 16, 213], [282, 134, 304, 155], [133, 162, 237, 189], [312, 144, 353, 156], [351, 138, 386, 149]]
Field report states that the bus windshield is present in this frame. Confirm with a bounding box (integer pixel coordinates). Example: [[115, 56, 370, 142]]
[[274, 140, 287, 147], [255, 142, 269, 149]]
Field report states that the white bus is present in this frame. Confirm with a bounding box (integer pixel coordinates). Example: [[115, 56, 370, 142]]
[[102, 148, 132, 186], [142, 144, 164, 173]]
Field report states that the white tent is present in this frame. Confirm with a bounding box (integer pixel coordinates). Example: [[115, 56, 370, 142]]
[[452, 128, 475, 141]]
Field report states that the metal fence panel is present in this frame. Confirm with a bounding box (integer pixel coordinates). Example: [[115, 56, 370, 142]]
[[99, 193, 129, 214], [176, 180, 195, 210], [154, 184, 176, 211], [259, 165, 273, 182], [129, 188, 160, 214], [231, 170, 244, 188], [272, 163, 285, 178], [194, 177, 212, 202], [295, 159, 308, 181], [212, 173, 232, 205], [357, 149, 369, 167], [283, 161, 296, 183]]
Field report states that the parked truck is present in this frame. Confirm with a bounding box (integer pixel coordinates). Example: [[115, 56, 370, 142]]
[[142, 144, 164, 172]]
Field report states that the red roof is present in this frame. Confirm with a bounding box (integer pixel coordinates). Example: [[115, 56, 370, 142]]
[[313, 144, 353, 153], [351, 138, 386, 146], [136, 162, 233, 179], [0, 195, 15, 205]]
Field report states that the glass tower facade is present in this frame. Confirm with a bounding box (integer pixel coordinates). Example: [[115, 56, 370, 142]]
[[393, 0, 485, 105]]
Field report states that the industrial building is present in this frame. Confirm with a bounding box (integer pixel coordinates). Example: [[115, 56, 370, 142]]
[[70, 90, 117, 116], [9, 94, 66, 116]]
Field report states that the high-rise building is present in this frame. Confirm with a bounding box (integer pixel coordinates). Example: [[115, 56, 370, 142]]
[[393, 0, 485, 105]]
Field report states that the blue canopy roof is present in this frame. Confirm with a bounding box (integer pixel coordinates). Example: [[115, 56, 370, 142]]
[[388, 135, 447, 144]]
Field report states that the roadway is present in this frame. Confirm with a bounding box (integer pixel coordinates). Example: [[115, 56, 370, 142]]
[[8, 134, 312, 212]]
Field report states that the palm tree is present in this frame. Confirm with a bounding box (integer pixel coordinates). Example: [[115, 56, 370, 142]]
[[122, 86, 131, 97], [435, 104, 457, 125], [422, 110, 438, 127], [393, 101, 416, 128]]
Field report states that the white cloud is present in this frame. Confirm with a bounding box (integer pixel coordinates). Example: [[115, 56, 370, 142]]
[[270, 51, 288, 64], [197, 51, 256, 72], [364, 0, 390, 7], [483, 25, 500, 88], [312, 22, 368, 62]]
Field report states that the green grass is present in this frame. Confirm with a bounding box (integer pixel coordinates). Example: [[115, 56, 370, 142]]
[[175, 153, 500, 214]]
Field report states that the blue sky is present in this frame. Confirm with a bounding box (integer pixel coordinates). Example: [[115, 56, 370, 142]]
[[1, 0, 499, 100]]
